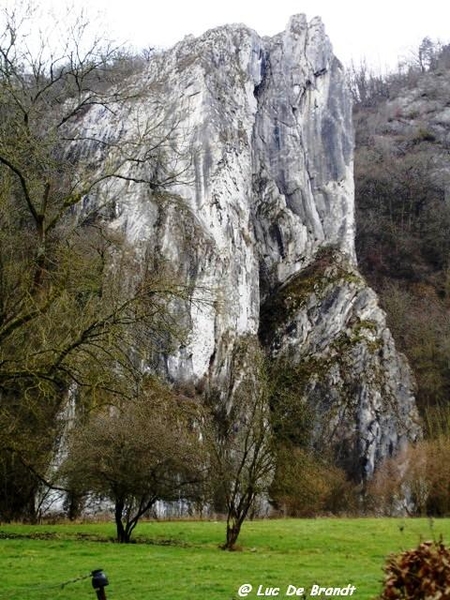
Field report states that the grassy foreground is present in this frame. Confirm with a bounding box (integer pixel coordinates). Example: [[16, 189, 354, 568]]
[[1, 518, 449, 600]]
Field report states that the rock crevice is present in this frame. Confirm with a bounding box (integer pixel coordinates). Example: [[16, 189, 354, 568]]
[[82, 15, 420, 480]]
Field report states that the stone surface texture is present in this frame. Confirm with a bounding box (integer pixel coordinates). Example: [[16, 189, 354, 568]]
[[79, 15, 421, 480]]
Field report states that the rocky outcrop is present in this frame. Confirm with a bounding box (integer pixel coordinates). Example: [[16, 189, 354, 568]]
[[259, 249, 418, 479], [81, 15, 420, 481]]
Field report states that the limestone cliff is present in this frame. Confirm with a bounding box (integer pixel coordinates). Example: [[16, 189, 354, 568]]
[[79, 15, 420, 481]]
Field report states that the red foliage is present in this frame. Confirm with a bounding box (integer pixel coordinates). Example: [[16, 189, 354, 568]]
[[380, 540, 450, 599]]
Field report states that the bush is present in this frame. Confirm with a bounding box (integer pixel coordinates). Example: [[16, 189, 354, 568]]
[[379, 540, 450, 599], [270, 447, 357, 516], [368, 438, 450, 517]]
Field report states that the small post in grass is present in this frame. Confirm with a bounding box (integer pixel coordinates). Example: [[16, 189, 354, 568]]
[[91, 569, 109, 600]]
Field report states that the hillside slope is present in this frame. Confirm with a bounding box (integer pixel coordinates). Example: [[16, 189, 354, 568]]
[[354, 48, 450, 413]]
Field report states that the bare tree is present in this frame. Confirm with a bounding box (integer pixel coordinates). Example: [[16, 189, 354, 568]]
[[0, 3, 190, 521], [62, 377, 207, 542], [206, 338, 274, 550], [347, 60, 390, 107]]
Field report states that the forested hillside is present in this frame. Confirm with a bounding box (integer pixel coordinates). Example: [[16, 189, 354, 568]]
[[353, 41, 450, 421], [351, 42, 450, 514]]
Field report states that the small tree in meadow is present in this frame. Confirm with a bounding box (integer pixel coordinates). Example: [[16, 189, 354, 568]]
[[62, 377, 207, 542], [207, 338, 274, 550]]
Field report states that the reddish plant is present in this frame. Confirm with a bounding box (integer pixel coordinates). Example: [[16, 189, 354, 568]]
[[380, 540, 450, 599]]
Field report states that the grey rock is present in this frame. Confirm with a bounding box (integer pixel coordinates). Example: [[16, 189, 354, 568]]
[[79, 15, 421, 480]]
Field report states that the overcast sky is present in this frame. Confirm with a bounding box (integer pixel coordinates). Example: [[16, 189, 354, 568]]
[[6, 0, 450, 72]]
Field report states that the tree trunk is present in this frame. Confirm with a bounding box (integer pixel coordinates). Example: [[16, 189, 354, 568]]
[[66, 490, 84, 521], [223, 519, 242, 550], [0, 456, 39, 523], [114, 499, 131, 543], [116, 521, 131, 543]]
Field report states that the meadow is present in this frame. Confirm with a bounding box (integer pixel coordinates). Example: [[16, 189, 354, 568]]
[[0, 518, 449, 600]]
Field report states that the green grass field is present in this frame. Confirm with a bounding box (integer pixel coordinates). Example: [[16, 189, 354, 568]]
[[0, 518, 449, 600]]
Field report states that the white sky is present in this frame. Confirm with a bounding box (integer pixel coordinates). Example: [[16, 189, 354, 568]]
[[6, 0, 450, 72]]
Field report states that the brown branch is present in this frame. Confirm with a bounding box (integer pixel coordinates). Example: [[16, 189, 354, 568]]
[[0, 155, 38, 223], [4, 447, 69, 493]]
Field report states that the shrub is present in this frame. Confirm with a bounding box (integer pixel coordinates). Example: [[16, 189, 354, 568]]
[[368, 438, 450, 516], [270, 447, 357, 516], [379, 540, 450, 599]]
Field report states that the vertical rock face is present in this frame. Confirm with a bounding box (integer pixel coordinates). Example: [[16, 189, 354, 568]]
[[84, 15, 420, 480]]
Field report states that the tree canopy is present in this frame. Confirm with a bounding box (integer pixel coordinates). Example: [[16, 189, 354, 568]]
[[0, 4, 188, 521]]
